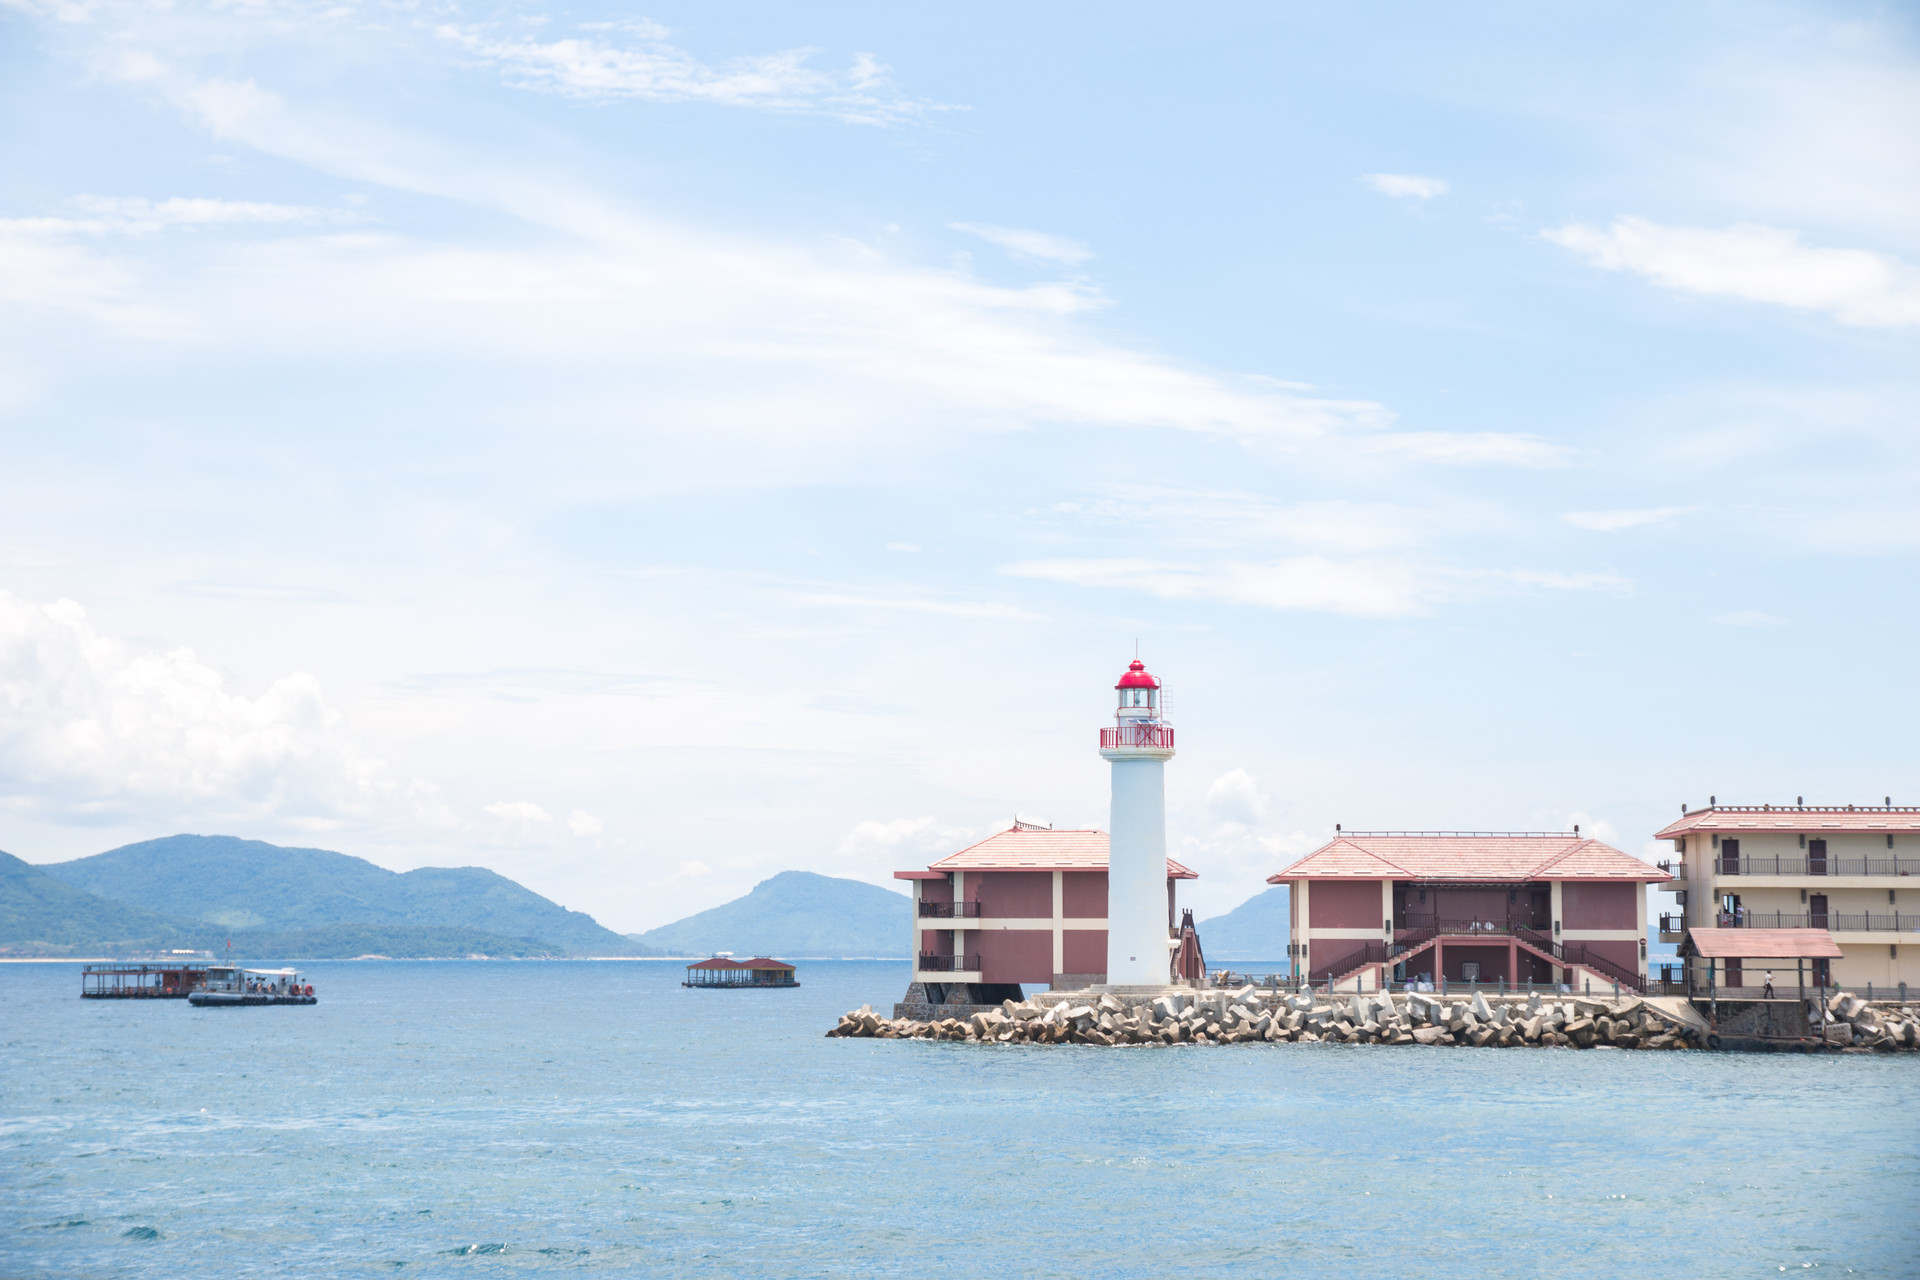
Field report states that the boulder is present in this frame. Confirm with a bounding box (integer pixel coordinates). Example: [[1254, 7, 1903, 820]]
[[1564, 1017, 1595, 1046], [1526, 991, 1543, 1014], [1823, 1023, 1854, 1047], [1470, 991, 1494, 1021], [1412, 1026, 1448, 1045]]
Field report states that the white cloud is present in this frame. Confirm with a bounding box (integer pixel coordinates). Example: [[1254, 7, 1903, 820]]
[[948, 222, 1093, 265], [1564, 506, 1696, 532], [436, 24, 943, 126], [1002, 557, 1629, 618], [483, 800, 553, 827], [567, 808, 603, 837], [1367, 431, 1571, 468], [1053, 489, 1461, 554], [1710, 610, 1789, 627], [1363, 173, 1449, 201], [1543, 217, 1920, 327], [0, 588, 392, 825], [833, 815, 975, 885], [1205, 769, 1268, 826], [1002, 556, 1436, 619]]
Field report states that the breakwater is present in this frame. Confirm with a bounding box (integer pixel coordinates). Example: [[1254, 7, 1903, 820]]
[[831, 986, 1920, 1051]]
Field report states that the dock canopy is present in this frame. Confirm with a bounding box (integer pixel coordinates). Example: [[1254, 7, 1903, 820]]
[[684, 956, 799, 987], [1680, 928, 1842, 960]]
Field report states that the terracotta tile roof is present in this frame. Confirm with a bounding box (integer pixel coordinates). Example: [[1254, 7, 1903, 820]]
[[1654, 806, 1920, 838], [916, 827, 1197, 879], [1681, 928, 1843, 960], [1266, 834, 1667, 883]]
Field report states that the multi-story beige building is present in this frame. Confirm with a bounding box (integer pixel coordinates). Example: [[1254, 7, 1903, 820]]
[[1655, 802, 1920, 993]]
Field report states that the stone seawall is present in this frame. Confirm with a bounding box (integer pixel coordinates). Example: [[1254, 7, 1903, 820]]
[[832, 986, 1920, 1052]]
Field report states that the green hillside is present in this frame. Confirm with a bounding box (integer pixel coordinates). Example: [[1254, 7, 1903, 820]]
[[629, 870, 910, 958], [0, 850, 188, 955], [221, 923, 565, 960], [43, 834, 641, 955], [1197, 885, 1289, 960]]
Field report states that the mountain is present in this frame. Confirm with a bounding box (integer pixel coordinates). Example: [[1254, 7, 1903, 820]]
[[628, 870, 910, 958], [1197, 885, 1289, 961], [218, 924, 566, 959], [42, 834, 642, 955], [0, 850, 188, 955]]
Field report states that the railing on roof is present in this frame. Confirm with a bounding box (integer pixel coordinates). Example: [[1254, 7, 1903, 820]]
[[1684, 803, 1919, 814], [1099, 724, 1175, 750], [917, 901, 983, 918], [1335, 831, 1576, 838], [1706, 854, 1920, 877]]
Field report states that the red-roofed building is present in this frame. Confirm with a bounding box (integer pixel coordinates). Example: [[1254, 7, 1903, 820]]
[[1653, 800, 1920, 993], [1268, 831, 1670, 992], [895, 821, 1197, 1001]]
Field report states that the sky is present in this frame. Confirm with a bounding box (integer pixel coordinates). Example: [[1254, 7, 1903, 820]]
[[0, 1, 1915, 933]]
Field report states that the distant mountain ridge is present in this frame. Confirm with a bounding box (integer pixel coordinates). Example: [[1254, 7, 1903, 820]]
[[1197, 885, 1289, 960], [628, 870, 909, 959], [43, 835, 639, 955]]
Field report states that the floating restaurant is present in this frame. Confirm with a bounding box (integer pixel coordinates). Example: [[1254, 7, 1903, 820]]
[[81, 963, 208, 999], [683, 957, 799, 988]]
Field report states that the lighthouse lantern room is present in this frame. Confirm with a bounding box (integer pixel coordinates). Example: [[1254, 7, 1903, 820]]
[[1099, 659, 1177, 986]]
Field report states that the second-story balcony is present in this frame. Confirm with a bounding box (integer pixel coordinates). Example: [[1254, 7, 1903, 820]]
[[917, 901, 984, 919], [916, 952, 983, 973], [1702, 854, 1920, 878]]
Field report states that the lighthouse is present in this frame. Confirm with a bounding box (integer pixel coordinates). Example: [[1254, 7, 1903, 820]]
[[1099, 658, 1176, 987]]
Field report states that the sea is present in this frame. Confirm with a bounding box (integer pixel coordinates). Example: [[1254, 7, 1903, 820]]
[[2, 960, 1915, 1278]]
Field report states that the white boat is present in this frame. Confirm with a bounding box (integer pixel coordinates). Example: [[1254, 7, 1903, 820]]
[[188, 967, 318, 1007]]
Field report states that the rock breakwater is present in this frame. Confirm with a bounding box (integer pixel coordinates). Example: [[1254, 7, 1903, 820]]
[[830, 987, 1920, 1051]]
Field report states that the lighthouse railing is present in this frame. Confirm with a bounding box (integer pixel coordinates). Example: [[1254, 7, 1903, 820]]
[[1099, 725, 1175, 750]]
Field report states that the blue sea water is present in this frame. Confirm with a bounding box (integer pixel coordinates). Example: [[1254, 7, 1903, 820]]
[[2, 960, 1915, 1279]]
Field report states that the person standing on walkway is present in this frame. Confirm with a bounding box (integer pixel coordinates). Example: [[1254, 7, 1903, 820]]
[[1763, 971, 1775, 998]]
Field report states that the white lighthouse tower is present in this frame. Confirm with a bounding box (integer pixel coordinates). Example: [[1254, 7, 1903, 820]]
[[1099, 658, 1175, 987]]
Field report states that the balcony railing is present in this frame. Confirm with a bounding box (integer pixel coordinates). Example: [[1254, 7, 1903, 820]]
[[1717, 910, 1920, 933], [1099, 724, 1175, 750], [1702, 855, 1920, 877], [917, 901, 983, 919], [1399, 914, 1544, 936], [917, 953, 983, 973]]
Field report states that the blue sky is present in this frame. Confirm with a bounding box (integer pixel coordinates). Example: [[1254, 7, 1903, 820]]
[[0, 1, 1915, 931]]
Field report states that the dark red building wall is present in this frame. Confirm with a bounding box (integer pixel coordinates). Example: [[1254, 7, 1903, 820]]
[[982, 929, 1054, 984], [1063, 872, 1106, 918], [973, 872, 1052, 918], [1437, 944, 1511, 983], [920, 930, 952, 957], [1561, 881, 1637, 930], [1430, 887, 1512, 924], [1309, 937, 1372, 975], [1062, 929, 1105, 975], [1308, 879, 1383, 929], [918, 878, 952, 907]]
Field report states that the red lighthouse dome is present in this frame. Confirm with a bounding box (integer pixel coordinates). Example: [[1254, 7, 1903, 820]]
[[1115, 659, 1160, 690]]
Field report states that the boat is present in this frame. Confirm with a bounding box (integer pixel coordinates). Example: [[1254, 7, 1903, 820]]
[[188, 967, 318, 1007], [81, 963, 208, 999], [683, 956, 799, 988]]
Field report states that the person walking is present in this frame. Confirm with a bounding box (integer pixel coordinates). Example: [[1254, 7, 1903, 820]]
[[1763, 970, 1775, 998]]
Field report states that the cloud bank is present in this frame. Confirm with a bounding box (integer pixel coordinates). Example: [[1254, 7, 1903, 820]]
[[1545, 217, 1920, 327]]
